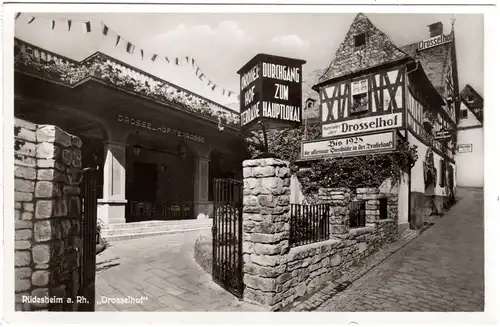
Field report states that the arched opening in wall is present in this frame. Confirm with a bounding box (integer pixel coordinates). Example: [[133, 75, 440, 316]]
[[125, 131, 195, 222]]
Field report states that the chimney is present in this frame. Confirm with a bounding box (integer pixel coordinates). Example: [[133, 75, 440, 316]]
[[428, 22, 443, 38]]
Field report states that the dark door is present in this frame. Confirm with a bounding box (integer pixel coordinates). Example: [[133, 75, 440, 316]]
[[133, 162, 158, 202]]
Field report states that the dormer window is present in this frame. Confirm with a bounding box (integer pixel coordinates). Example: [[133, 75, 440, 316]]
[[467, 95, 474, 102], [354, 33, 366, 48]]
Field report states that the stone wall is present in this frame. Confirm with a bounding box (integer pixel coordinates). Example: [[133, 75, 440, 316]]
[[241, 158, 398, 311], [242, 158, 291, 309], [14, 118, 83, 311]]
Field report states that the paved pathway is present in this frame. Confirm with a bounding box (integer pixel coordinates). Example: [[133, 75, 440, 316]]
[[292, 187, 484, 312], [95, 230, 263, 311]]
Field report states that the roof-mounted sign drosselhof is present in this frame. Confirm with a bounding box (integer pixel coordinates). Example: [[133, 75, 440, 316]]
[[237, 53, 306, 132], [417, 34, 452, 51]]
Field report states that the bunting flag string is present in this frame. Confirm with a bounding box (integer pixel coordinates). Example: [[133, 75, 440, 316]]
[[15, 14, 240, 100]]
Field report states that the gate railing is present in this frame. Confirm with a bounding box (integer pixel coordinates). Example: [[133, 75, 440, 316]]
[[290, 204, 330, 247], [212, 178, 243, 299], [79, 168, 98, 311]]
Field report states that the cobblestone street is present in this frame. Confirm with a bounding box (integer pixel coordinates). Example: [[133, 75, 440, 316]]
[[292, 187, 484, 312], [95, 230, 263, 312]]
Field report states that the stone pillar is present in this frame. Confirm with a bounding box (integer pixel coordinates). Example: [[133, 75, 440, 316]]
[[97, 142, 127, 225], [193, 153, 211, 219], [318, 188, 351, 235], [241, 158, 291, 310], [14, 119, 82, 311], [357, 188, 381, 223]]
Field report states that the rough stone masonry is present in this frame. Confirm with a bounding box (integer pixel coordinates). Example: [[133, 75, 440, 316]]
[[241, 158, 398, 311], [14, 118, 83, 311]]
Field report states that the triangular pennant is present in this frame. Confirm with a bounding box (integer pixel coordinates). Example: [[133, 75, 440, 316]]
[[126, 42, 135, 54], [199, 74, 204, 80], [222, 89, 226, 96], [85, 21, 91, 33], [102, 24, 109, 35], [68, 20, 72, 31], [207, 80, 212, 86], [195, 67, 200, 75], [15, 13, 21, 20], [28, 17, 35, 24], [115, 35, 121, 46], [192, 58, 195, 67], [52, 20, 55, 30], [212, 84, 216, 91], [151, 54, 158, 62], [140, 49, 144, 60], [185, 56, 189, 63], [175, 58, 179, 65], [165, 56, 170, 63], [228, 91, 232, 97]]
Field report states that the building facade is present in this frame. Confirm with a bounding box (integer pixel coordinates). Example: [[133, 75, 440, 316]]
[[298, 13, 459, 231], [456, 84, 484, 187], [14, 38, 247, 227]]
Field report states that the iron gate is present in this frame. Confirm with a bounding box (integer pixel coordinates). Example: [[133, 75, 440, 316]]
[[212, 178, 243, 298], [79, 168, 98, 311]]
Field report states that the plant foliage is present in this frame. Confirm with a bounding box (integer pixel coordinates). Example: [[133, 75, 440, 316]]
[[244, 124, 418, 194]]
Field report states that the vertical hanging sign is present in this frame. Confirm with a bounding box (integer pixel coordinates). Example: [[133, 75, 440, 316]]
[[237, 53, 306, 132]]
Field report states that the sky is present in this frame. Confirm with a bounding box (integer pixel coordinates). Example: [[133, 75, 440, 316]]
[[14, 12, 484, 108]]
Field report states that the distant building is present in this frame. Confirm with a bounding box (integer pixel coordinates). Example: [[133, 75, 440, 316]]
[[456, 84, 483, 187], [297, 13, 460, 232]]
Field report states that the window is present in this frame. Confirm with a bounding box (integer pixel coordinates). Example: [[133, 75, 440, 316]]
[[351, 79, 369, 114], [467, 95, 474, 102], [460, 109, 468, 119], [354, 33, 366, 48]]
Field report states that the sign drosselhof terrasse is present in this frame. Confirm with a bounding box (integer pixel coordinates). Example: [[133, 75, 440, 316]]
[[237, 53, 306, 132]]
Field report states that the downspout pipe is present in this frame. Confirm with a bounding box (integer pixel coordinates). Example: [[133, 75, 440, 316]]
[[405, 60, 419, 230]]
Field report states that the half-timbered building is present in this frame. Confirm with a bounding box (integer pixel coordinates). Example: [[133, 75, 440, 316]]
[[300, 13, 460, 231]]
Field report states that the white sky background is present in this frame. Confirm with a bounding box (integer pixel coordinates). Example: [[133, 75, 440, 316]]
[[14, 12, 483, 109]]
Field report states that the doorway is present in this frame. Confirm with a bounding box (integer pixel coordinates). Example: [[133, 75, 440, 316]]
[[132, 162, 158, 202]]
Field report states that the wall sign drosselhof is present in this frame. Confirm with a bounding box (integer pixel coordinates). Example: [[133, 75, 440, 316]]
[[322, 112, 403, 138], [301, 131, 397, 159], [238, 53, 306, 132]]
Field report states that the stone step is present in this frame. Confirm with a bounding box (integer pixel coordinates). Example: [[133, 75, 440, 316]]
[[105, 219, 213, 230], [102, 226, 212, 243], [100, 219, 213, 242]]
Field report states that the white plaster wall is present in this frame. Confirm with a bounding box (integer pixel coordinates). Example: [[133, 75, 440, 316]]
[[408, 133, 426, 193], [290, 174, 305, 204], [407, 132, 450, 196], [456, 127, 484, 187]]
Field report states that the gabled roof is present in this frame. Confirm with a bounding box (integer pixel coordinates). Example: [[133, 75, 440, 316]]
[[302, 68, 323, 121], [460, 84, 483, 123], [316, 13, 410, 85], [399, 40, 453, 99]]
